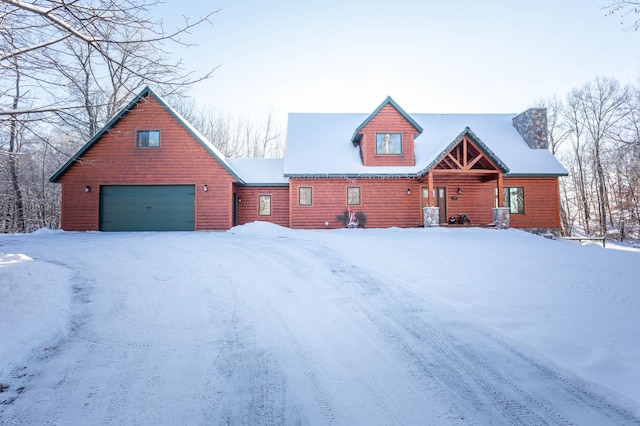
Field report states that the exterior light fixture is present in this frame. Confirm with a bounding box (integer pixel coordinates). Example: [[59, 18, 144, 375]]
[[457, 187, 462, 194], [407, 188, 411, 195], [203, 184, 208, 192], [85, 185, 90, 193]]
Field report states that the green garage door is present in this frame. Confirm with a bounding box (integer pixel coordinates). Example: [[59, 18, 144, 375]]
[[100, 185, 195, 231]]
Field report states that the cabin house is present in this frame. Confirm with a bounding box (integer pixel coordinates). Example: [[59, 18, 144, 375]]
[[50, 87, 567, 232]]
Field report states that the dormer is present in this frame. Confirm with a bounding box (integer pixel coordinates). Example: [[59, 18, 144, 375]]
[[351, 97, 423, 167]]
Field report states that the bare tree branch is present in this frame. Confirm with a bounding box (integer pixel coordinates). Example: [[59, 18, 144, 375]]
[[604, 0, 640, 31], [0, 33, 71, 61]]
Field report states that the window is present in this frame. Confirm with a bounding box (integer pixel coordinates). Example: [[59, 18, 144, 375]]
[[503, 187, 524, 214], [376, 133, 402, 154], [299, 187, 312, 206], [137, 130, 160, 147], [347, 186, 361, 205], [258, 195, 271, 216]]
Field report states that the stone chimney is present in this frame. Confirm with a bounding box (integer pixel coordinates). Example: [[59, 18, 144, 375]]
[[512, 108, 549, 149]]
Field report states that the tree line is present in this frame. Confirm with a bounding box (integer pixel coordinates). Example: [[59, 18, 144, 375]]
[[542, 77, 640, 240]]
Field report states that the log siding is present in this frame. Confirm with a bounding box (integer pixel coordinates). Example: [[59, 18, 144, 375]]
[[235, 186, 290, 227], [358, 104, 417, 167], [503, 177, 561, 229], [290, 177, 420, 229]]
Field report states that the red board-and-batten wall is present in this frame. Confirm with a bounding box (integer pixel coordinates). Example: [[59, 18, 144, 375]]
[[57, 96, 237, 231]]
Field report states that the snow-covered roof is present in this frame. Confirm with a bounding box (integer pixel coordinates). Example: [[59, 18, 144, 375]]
[[227, 158, 288, 185], [283, 112, 568, 177]]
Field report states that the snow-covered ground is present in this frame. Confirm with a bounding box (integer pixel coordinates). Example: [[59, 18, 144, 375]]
[[0, 224, 638, 424]]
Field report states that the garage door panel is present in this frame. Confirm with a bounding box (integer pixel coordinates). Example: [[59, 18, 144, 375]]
[[100, 185, 195, 231]]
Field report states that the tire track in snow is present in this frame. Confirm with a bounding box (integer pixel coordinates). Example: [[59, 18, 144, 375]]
[[246, 237, 466, 424], [390, 284, 640, 425], [300, 240, 640, 425], [283, 324, 340, 426], [438, 309, 640, 425], [224, 239, 342, 425], [399, 312, 567, 425], [0, 275, 98, 426]]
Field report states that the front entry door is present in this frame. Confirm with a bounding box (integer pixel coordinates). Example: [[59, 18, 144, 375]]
[[435, 186, 447, 224]]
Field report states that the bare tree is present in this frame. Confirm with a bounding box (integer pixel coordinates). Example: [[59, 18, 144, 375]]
[[555, 78, 639, 239], [535, 96, 571, 155], [171, 97, 285, 159], [0, 0, 218, 232], [575, 77, 631, 234], [0, 0, 217, 102], [564, 89, 592, 234], [604, 0, 640, 31], [1, 30, 28, 231]]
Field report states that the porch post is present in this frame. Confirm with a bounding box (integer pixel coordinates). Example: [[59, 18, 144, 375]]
[[427, 171, 434, 207], [497, 173, 504, 207]]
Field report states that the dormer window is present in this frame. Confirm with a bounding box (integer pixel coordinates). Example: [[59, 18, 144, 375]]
[[376, 133, 402, 155]]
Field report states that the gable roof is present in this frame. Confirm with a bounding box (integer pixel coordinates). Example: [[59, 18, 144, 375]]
[[283, 112, 568, 178], [351, 96, 423, 143], [49, 86, 244, 183], [425, 127, 509, 174]]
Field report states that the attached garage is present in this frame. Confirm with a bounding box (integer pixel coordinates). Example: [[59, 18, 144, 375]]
[[99, 185, 195, 231]]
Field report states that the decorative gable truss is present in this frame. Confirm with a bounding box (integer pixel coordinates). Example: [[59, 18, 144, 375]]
[[426, 127, 509, 175], [435, 135, 500, 172]]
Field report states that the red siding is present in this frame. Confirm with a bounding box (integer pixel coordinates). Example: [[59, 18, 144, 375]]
[[290, 178, 421, 229], [358, 104, 417, 167], [235, 186, 290, 227], [57, 96, 236, 231], [288, 175, 561, 230], [504, 177, 561, 229]]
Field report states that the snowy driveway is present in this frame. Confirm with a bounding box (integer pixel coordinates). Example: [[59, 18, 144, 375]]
[[1, 225, 639, 425]]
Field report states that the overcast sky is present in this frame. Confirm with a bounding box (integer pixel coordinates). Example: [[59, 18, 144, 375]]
[[158, 0, 639, 126]]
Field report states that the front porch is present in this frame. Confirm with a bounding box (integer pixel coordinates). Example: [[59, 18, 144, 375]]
[[423, 206, 510, 229], [418, 130, 509, 228]]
